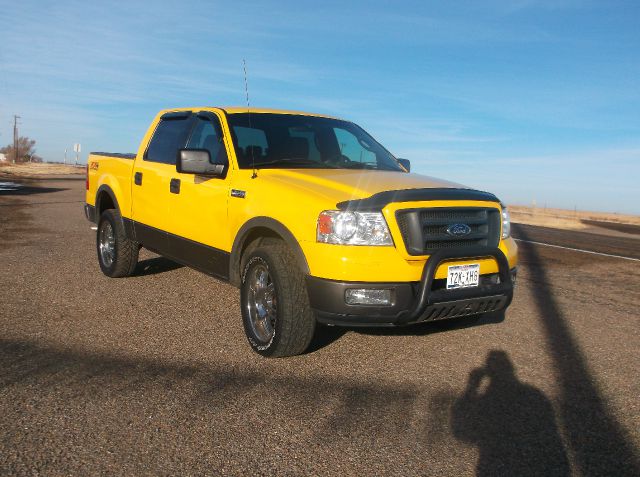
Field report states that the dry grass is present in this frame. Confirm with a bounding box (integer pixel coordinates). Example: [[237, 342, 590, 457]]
[[509, 205, 640, 225], [1, 162, 636, 234], [0, 162, 84, 178], [509, 205, 640, 236]]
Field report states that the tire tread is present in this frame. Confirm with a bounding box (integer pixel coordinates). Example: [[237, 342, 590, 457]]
[[242, 239, 315, 357], [97, 209, 139, 278]]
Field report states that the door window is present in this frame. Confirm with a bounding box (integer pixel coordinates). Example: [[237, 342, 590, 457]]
[[187, 116, 228, 165], [145, 116, 194, 164]]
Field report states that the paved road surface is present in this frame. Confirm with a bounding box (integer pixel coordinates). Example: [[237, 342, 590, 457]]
[[512, 223, 640, 260], [1, 179, 639, 476]]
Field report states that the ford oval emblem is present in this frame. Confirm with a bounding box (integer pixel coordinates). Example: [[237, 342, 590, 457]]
[[446, 223, 472, 237]]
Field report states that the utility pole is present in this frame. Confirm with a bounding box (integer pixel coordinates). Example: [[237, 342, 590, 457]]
[[13, 115, 21, 163], [73, 143, 81, 166], [64, 148, 67, 164]]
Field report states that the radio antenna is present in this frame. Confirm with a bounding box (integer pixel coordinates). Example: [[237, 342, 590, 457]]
[[243, 59, 257, 179]]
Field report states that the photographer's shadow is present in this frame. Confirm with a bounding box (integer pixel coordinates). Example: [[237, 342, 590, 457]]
[[452, 350, 570, 476]]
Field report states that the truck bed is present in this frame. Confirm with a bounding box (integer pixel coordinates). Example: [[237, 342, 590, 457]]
[[90, 152, 136, 160], [86, 152, 137, 217]]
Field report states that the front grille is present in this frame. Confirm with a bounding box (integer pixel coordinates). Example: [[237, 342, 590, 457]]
[[422, 239, 486, 249], [396, 207, 501, 255]]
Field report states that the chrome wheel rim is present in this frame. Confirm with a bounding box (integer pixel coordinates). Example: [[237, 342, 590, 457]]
[[246, 263, 277, 343], [99, 221, 115, 268]]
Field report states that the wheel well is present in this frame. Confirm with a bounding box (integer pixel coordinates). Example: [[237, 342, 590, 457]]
[[96, 190, 116, 217], [232, 228, 281, 285], [230, 225, 308, 287], [242, 228, 282, 254]]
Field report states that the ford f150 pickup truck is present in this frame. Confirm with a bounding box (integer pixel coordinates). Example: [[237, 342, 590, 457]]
[[85, 107, 517, 357]]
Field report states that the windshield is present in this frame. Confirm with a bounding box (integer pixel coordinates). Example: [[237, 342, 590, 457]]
[[226, 113, 404, 171]]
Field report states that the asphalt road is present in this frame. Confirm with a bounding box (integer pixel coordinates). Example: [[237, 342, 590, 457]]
[[1, 179, 639, 476], [511, 223, 640, 260]]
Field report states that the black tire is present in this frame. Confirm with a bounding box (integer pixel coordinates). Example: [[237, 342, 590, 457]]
[[240, 239, 315, 357], [96, 209, 139, 278]]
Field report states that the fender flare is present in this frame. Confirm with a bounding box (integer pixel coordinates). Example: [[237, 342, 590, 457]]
[[95, 184, 121, 216], [229, 217, 310, 286], [95, 184, 135, 239]]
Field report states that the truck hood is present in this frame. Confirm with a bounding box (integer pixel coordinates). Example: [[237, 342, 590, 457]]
[[257, 169, 467, 206]]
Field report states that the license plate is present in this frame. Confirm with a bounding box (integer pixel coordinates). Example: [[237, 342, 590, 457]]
[[446, 263, 480, 290]]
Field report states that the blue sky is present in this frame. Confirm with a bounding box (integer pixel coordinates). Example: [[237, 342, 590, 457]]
[[0, 0, 638, 213]]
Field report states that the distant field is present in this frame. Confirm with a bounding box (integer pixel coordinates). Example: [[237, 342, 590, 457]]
[[509, 205, 640, 236], [0, 162, 84, 178], [1, 163, 637, 236]]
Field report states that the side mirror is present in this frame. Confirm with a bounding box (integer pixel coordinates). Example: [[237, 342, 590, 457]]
[[397, 158, 411, 172], [177, 149, 225, 177]]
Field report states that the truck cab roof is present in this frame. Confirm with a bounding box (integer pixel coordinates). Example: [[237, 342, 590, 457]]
[[158, 106, 339, 120]]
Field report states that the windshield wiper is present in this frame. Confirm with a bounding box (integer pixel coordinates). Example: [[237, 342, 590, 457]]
[[253, 158, 336, 168], [344, 162, 402, 172], [343, 162, 376, 170]]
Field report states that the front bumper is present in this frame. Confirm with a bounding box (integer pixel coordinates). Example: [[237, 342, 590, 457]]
[[307, 246, 515, 327]]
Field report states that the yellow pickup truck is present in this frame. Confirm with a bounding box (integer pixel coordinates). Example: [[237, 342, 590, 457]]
[[85, 107, 517, 357]]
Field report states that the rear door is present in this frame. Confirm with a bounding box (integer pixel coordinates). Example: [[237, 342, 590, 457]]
[[165, 111, 233, 279], [131, 111, 194, 254]]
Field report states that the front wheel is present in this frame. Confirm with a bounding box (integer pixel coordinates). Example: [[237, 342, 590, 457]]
[[240, 240, 315, 357], [96, 209, 139, 278]]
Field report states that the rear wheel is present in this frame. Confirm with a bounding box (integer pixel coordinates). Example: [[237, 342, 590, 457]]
[[240, 239, 315, 357], [97, 209, 139, 278]]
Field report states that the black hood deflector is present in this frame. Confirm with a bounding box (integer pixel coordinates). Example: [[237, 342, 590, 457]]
[[336, 188, 500, 212]]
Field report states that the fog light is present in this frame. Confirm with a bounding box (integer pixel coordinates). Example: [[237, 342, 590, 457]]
[[345, 289, 392, 306]]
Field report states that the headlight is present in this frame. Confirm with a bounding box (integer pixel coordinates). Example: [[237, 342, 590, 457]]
[[501, 207, 511, 239], [317, 211, 393, 245]]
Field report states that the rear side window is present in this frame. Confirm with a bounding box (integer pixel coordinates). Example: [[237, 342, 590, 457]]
[[187, 116, 228, 165], [145, 116, 193, 164]]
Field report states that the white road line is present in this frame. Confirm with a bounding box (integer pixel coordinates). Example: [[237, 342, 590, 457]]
[[514, 238, 640, 262]]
